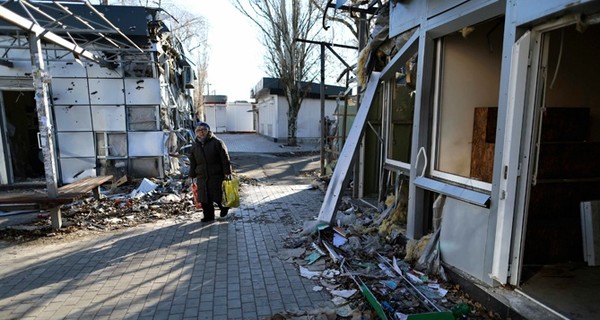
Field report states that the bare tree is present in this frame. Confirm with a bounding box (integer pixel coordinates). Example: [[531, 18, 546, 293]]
[[232, 0, 325, 146], [158, 3, 209, 121]]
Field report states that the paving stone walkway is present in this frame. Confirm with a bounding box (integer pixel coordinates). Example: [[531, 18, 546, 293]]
[[0, 183, 332, 320]]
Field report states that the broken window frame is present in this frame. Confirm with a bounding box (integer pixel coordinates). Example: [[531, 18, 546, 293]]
[[127, 105, 160, 131], [383, 55, 417, 173], [121, 53, 157, 78], [95, 132, 127, 158], [381, 31, 420, 174], [430, 18, 505, 192]]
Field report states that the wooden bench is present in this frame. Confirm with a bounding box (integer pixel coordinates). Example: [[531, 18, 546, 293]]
[[0, 175, 113, 229]]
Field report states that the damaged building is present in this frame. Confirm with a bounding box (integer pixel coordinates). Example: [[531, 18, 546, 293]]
[[320, 0, 600, 318], [0, 1, 196, 188]]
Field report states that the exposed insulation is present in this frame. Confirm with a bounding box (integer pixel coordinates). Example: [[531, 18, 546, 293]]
[[404, 233, 432, 262]]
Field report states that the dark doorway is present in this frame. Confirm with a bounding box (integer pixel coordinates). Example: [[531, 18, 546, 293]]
[[2, 91, 44, 182]]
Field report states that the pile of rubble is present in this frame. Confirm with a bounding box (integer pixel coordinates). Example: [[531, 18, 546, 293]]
[[277, 197, 501, 320], [0, 177, 210, 242]]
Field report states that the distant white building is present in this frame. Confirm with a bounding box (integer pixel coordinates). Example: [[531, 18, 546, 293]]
[[226, 101, 255, 133], [203, 96, 255, 133], [203, 95, 227, 133], [251, 78, 345, 143]]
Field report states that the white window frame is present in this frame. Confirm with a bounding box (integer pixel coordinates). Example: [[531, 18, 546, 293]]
[[430, 37, 493, 192]]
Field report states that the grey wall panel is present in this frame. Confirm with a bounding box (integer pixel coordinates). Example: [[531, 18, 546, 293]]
[[50, 78, 90, 105], [57, 132, 95, 158], [0, 60, 33, 78], [390, 1, 425, 38], [54, 105, 92, 132], [512, 0, 599, 26], [128, 131, 165, 156], [440, 197, 490, 282], [86, 63, 123, 78], [92, 105, 126, 131], [59, 157, 96, 184], [427, 0, 469, 17], [47, 60, 87, 77], [124, 78, 161, 105], [87, 78, 125, 105]]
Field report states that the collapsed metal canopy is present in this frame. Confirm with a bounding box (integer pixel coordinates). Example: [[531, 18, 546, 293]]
[[0, 0, 155, 67]]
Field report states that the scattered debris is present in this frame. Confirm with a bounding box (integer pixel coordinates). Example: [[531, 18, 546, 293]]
[[0, 177, 220, 242], [279, 197, 501, 319]]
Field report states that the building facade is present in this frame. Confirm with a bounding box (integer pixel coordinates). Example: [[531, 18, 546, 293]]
[[0, 2, 195, 186], [321, 0, 600, 317], [252, 77, 345, 143]]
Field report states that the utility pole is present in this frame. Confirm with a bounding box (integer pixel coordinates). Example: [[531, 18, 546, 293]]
[[294, 39, 356, 176]]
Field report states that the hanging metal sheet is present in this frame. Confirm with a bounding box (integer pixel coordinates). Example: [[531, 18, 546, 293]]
[[317, 72, 381, 224]]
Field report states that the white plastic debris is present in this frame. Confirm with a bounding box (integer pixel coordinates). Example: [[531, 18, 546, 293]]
[[321, 269, 341, 279], [130, 178, 158, 198], [331, 296, 348, 306], [333, 233, 348, 247], [312, 286, 324, 292], [158, 194, 181, 203], [105, 217, 122, 224], [299, 266, 321, 279], [331, 289, 357, 299]]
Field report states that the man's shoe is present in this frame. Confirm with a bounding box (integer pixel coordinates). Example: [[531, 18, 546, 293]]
[[220, 208, 229, 217], [201, 217, 214, 222]]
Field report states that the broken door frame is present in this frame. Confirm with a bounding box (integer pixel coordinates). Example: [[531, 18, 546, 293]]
[[505, 15, 590, 286]]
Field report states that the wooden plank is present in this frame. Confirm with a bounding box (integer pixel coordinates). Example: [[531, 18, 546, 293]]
[[57, 175, 113, 195], [0, 175, 113, 205]]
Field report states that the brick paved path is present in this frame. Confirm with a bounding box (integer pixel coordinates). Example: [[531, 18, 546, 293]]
[[0, 184, 332, 320]]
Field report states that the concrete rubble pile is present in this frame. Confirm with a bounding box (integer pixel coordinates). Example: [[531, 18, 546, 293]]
[[0, 177, 207, 241], [278, 197, 499, 320]]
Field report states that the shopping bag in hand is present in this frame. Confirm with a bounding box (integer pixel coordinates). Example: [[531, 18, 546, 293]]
[[222, 178, 240, 208], [191, 182, 202, 209]]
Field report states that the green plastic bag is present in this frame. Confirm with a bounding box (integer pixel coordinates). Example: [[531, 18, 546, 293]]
[[222, 178, 240, 208]]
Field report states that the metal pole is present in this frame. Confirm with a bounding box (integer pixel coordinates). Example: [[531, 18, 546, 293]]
[[353, 12, 367, 199], [29, 33, 59, 198], [29, 32, 62, 229], [320, 44, 326, 176]]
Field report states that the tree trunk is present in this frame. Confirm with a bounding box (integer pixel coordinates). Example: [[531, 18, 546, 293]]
[[287, 108, 298, 146]]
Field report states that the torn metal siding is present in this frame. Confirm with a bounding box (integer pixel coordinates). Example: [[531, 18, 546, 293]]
[[0, 1, 196, 184]]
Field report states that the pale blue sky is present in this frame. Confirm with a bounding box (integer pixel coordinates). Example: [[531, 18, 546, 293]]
[[188, 1, 264, 101]]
